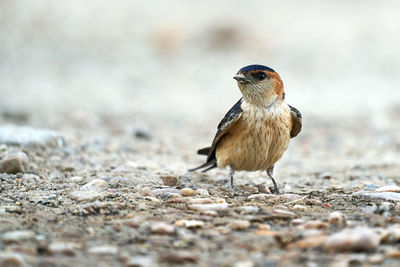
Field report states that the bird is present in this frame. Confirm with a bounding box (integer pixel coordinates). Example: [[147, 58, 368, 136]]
[[189, 64, 302, 194]]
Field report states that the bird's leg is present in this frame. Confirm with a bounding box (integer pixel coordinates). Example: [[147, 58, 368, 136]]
[[229, 166, 235, 194], [267, 166, 280, 194]]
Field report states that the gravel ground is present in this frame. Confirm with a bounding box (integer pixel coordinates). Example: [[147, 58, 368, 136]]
[[1, 1, 400, 266]]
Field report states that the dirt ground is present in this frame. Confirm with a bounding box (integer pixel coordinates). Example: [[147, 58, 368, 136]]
[[1, 1, 400, 266]]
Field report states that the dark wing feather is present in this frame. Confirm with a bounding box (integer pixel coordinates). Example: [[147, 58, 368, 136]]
[[288, 104, 302, 138], [189, 98, 243, 172]]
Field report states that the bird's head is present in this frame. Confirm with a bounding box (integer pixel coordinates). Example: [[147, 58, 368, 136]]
[[233, 64, 284, 107]]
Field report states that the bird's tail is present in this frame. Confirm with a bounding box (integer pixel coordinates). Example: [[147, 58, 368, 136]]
[[188, 159, 217, 172]]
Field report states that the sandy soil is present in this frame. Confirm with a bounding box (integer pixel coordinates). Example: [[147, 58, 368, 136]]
[[1, 1, 400, 266]]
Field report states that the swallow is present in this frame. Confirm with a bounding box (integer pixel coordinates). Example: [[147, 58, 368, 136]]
[[189, 64, 302, 194]]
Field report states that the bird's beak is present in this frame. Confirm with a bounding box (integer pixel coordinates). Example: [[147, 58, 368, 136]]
[[233, 73, 249, 82]]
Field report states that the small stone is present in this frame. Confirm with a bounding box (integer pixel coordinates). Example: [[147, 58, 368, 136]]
[[352, 191, 400, 201], [0, 125, 64, 146], [200, 210, 218, 217], [248, 194, 276, 201], [161, 176, 179, 186], [80, 179, 108, 191], [329, 211, 346, 225], [304, 220, 329, 229], [152, 188, 180, 197], [380, 224, 400, 243], [324, 227, 380, 252], [150, 222, 175, 235], [88, 245, 118, 256], [257, 224, 271, 231], [365, 184, 379, 190], [0, 252, 25, 266], [0, 152, 29, 174], [188, 198, 213, 204], [386, 247, 400, 258], [278, 194, 303, 202], [144, 196, 162, 203], [234, 260, 255, 267], [229, 220, 251, 230], [291, 219, 305, 226], [368, 254, 384, 264], [254, 184, 271, 194], [48, 242, 77, 256], [180, 188, 196, 196], [138, 187, 152, 196], [112, 161, 138, 172], [236, 206, 260, 214], [272, 209, 296, 218], [195, 188, 209, 196], [318, 172, 332, 179], [376, 184, 400, 193], [180, 220, 205, 228], [133, 126, 152, 140], [70, 176, 84, 183], [287, 235, 328, 250], [125, 256, 157, 267], [2, 230, 35, 243], [161, 251, 198, 264], [292, 204, 306, 212], [69, 190, 101, 202], [189, 203, 228, 211]]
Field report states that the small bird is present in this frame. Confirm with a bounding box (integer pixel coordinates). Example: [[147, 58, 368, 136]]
[[190, 64, 302, 194]]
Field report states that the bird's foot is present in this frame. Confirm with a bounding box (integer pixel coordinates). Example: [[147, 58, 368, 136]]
[[268, 185, 280, 195]]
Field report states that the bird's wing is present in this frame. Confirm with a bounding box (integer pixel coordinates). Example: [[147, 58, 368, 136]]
[[288, 104, 302, 138], [206, 98, 243, 161]]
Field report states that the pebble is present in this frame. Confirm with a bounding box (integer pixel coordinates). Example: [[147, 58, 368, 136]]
[[324, 227, 380, 252], [2, 230, 35, 243], [200, 210, 218, 217], [376, 184, 400, 193], [80, 179, 108, 191], [368, 254, 384, 264], [304, 220, 329, 229], [247, 194, 275, 201], [161, 175, 179, 186], [271, 209, 296, 218], [112, 161, 138, 172], [152, 188, 180, 197], [318, 172, 332, 179], [69, 190, 101, 202], [188, 198, 213, 204], [0, 252, 25, 266], [175, 220, 205, 228], [48, 242, 77, 256], [0, 125, 64, 146], [138, 187, 152, 196], [258, 224, 271, 231], [287, 235, 328, 250], [291, 219, 305, 226], [229, 220, 251, 230], [236, 206, 260, 214], [352, 191, 400, 201], [278, 194, 303, 202], [88, 245, 119, 256], [189, 203, 228, 211], [234, 260, 255, 267], [386, 247, 400, 258], [161, 251, 198, 264], [150, 222, 176, 235], [0, 151, 29, 174], [328, 211, 346, 225], [380, 225, 400, 243], [196, 188, 209, 196], [292, 204, 306, 212], [180, 188, 196, 196], [125, 256, 157, 267], [254, 184, 271, 194]]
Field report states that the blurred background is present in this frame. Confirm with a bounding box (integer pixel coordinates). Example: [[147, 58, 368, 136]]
[[1, 0, 399, 121], [0, 0, 399, 173]]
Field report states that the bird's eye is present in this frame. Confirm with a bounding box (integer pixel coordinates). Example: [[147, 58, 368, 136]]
[[257, 72, 266, 80]]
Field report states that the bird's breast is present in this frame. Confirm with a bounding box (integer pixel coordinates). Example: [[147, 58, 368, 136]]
[[216, 102, 292, 171]]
